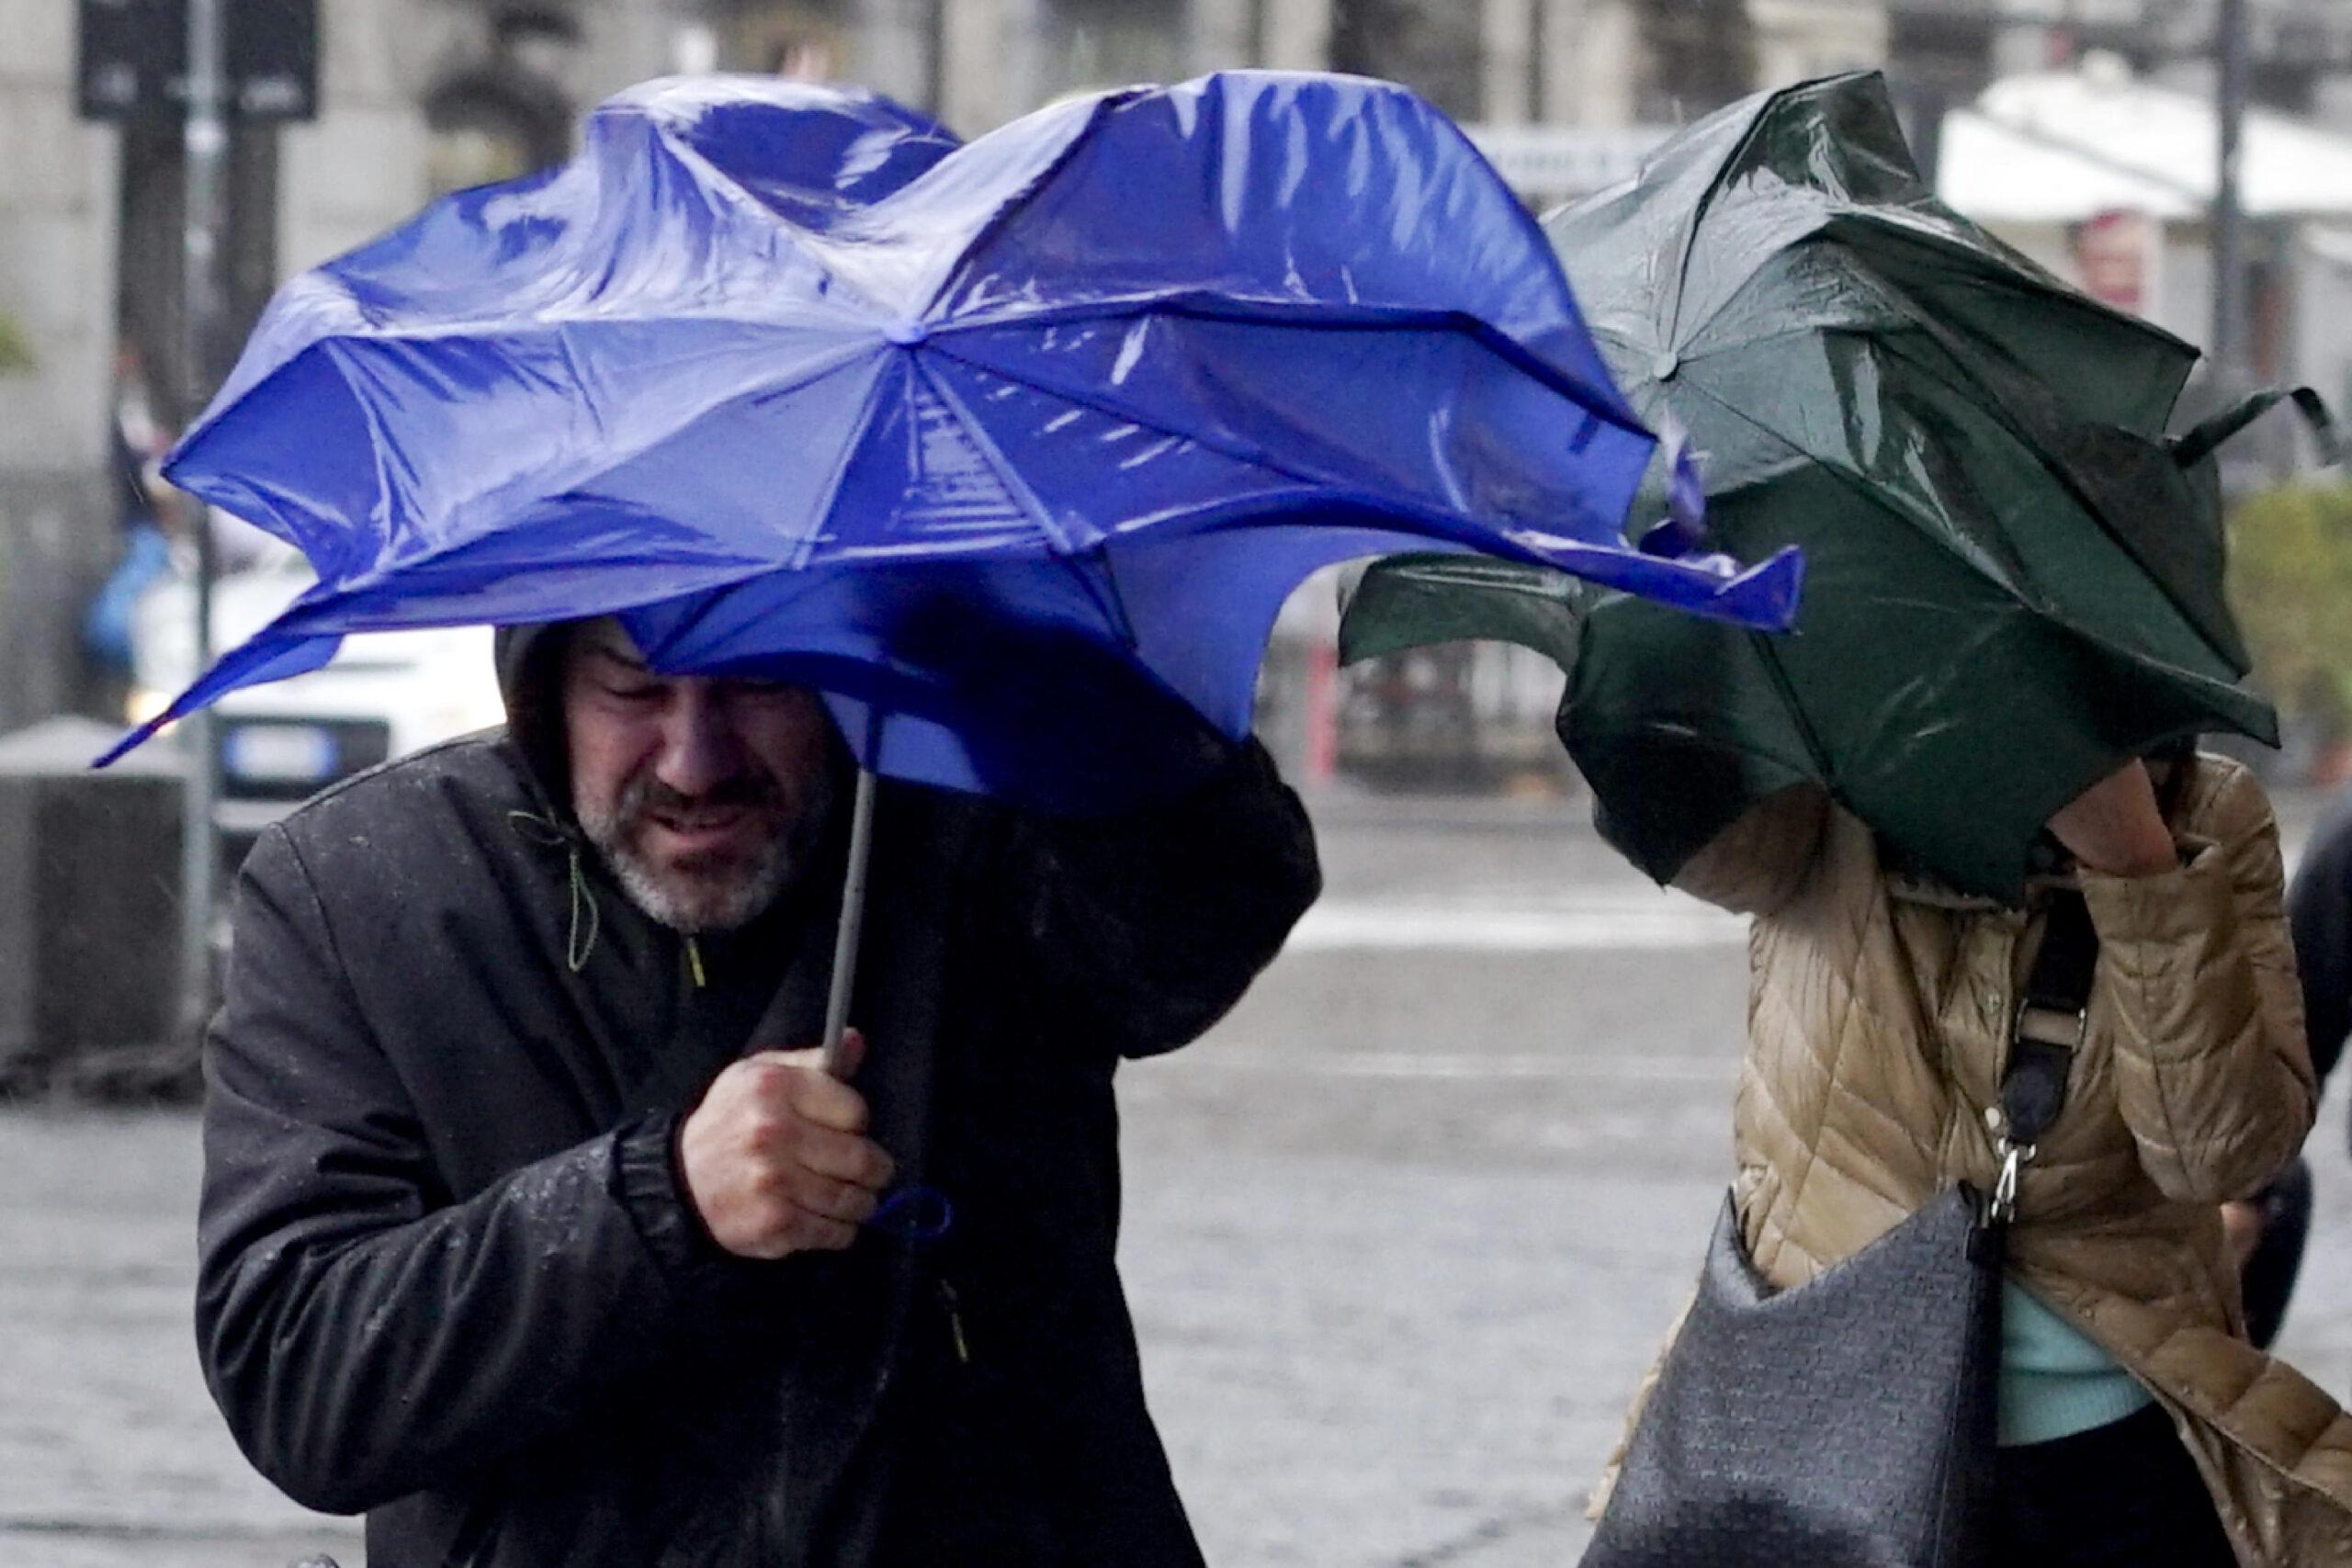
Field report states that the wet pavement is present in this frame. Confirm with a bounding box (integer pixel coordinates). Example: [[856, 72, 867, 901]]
[[6, 790, 2352, 1566]]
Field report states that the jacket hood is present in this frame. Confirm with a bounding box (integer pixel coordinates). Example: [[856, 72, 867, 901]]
[[494, 622, 578, 818]]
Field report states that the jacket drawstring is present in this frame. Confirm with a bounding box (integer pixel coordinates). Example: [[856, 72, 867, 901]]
[[507, 810, 601, 972], [684, 936, 706, 988]]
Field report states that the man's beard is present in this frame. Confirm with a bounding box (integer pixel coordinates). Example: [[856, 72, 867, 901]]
[[577, 764, 832, 935]]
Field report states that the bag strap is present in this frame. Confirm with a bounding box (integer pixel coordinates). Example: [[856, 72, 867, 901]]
[[1990, 888, 2096, 1223]]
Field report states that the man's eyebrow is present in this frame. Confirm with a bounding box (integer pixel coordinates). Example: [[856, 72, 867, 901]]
[[582, 638, 650, 673]]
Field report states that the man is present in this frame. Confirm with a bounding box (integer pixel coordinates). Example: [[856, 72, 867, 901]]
[[196, 615, 1319, 1567]]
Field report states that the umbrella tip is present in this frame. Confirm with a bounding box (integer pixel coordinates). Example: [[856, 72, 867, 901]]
[[1752, 545, 1805, 631], [1635, 430, 1710, 559], [90, 718, 162, 770]]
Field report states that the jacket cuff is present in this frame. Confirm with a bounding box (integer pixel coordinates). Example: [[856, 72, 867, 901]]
[[609, 1111, 742, 1290], [2077, 835, 2228, 943]]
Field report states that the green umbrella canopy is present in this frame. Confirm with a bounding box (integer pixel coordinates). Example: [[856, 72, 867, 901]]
[[1342, 70, 2291, 903]]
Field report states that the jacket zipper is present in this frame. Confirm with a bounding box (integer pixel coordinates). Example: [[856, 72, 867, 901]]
[[936, 1277, 971, 1365]]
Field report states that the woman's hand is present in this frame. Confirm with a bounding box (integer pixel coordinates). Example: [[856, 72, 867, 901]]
[[2046, 760, 2178, 877], [2221, 1200, 2265, 1274]]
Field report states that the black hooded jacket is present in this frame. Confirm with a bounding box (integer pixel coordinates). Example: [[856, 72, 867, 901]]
[[194, 625, 1319, 1566]]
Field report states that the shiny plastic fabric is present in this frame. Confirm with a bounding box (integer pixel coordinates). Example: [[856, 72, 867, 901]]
[[1343, 72, 2278, 899], [113, 71, 1800, 807]]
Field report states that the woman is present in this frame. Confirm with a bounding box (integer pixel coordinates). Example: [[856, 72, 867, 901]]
[[1607, 752, 2352, 1564]]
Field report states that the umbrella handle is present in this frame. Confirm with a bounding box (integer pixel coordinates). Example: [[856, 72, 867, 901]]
[[820, 762, 878, 1077]]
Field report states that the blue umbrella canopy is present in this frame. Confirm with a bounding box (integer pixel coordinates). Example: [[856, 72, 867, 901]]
[[112, 70, 1801, 806]]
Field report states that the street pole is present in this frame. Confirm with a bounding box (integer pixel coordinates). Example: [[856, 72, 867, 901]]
[[176, 0, 227, 1035], [2211, 0, 2248, 386]]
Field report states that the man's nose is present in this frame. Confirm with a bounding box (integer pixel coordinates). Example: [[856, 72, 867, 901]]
[[653, 686, 745, 797]]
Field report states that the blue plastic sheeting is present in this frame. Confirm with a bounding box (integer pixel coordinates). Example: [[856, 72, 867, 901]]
[[116, 71, 1801, 807]]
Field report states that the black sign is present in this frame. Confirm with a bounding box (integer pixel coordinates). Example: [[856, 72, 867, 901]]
[[77, 0, 321, 123]]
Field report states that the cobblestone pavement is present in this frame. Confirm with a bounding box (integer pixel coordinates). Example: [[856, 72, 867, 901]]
[[6, 792, 2351, 1566]]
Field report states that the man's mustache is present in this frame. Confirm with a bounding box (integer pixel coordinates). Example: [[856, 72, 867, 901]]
[[617, 770, 785, 819]]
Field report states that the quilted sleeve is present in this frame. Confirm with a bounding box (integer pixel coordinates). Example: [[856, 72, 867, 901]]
[[1668, 783, 1832, 917], [2085, 756, 2315, 1203]]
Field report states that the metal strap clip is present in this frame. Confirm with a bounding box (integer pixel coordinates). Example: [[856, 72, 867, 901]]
[[1990, 1136, 2035, 1225], [2011, 1000, 2088, 1052]]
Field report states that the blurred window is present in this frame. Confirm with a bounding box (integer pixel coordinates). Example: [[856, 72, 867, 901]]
[[1331, 0, 1485, 121], [1042, 0, 1184, 96], [1635, 0, 1755, 122], [705, 1, 850, 78], [422, 10, 577, 199], [424, 95, 545, 196]]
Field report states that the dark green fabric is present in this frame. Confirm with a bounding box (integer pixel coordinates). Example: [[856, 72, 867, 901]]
[[1342, 71, 2290, 901]]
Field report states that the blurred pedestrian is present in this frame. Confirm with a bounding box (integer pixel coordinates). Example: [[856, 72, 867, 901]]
[[1600, 749, 2352, 1564], [194, 614, 1318, 1567], [2275, 784, 2352, 1353], [81, 344, 177, 706]]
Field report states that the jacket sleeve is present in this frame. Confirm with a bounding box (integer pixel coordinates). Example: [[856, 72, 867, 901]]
[[2085, 759, 2316, 1203], [1667, 783, 1831, 917], [1001, 739, 1320, 1059], [2286, 791, 2352, 1090], [195, 825, 750, 1516]]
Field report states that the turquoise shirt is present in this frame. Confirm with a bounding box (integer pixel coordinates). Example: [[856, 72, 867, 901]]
[[1997, 1280, 2153, 1446]]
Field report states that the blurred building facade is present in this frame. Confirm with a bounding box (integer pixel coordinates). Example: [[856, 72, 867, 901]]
[[1887, 0, 2352, 134], [0, 0, 119, 734]]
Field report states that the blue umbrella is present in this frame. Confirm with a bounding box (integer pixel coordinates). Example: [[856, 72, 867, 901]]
[[111, 71, 1804, 1058]]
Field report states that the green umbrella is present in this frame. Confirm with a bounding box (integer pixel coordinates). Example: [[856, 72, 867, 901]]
[[1342, 70, 2325, 902]]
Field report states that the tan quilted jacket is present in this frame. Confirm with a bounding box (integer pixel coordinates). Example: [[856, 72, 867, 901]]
[[1601, 755, 2352, 1565]]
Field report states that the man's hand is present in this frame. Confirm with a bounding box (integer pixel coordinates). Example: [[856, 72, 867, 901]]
[[678, 1029, 895, 1259], [2046, 760, 2178, 878]]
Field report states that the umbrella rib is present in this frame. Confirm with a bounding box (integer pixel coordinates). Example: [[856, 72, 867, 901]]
[[555, 338, 876, 521], [910, 354, 1091, 555], [1674, 368, 2046, 595], [334, 343, 884, 584], [1672, 261, 2222, 664], [1828, 212, 2191, 355], [910, 91, 1133, 324], [927, 326, 1697, 579], [787, 353, 901, 572], [924, 335, 1348, 501], [1659, 114, 1779, 353], [927, 323, 1620, 532], [1677, 376, 2256, 737], [617, 104, 908, 327], [319, 339, 401, 582], [1670, 314, 1859, 367], [1864, 328, 2246, 673], [1686, 218, 2190, 432], [556, 339, 889, 568], [938, 294, 1653, 446], [909, 353, 1140, 649], [1748, 626, 1839, 787]]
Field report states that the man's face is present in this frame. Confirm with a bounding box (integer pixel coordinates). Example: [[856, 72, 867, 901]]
[[561, 619, 834, 933]]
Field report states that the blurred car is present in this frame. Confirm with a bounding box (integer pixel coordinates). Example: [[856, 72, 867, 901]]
[[129, 552, 505, 856]]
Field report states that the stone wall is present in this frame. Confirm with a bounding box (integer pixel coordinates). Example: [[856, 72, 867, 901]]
[[0, 473, 116, 735], [0, 0, 119, 733]]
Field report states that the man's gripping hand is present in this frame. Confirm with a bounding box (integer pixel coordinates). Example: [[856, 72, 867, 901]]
[[677, 1030, 895, 1259]]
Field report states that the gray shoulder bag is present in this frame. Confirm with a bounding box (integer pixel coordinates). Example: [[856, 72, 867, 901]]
[[1583, 890, 2094, 1568]]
